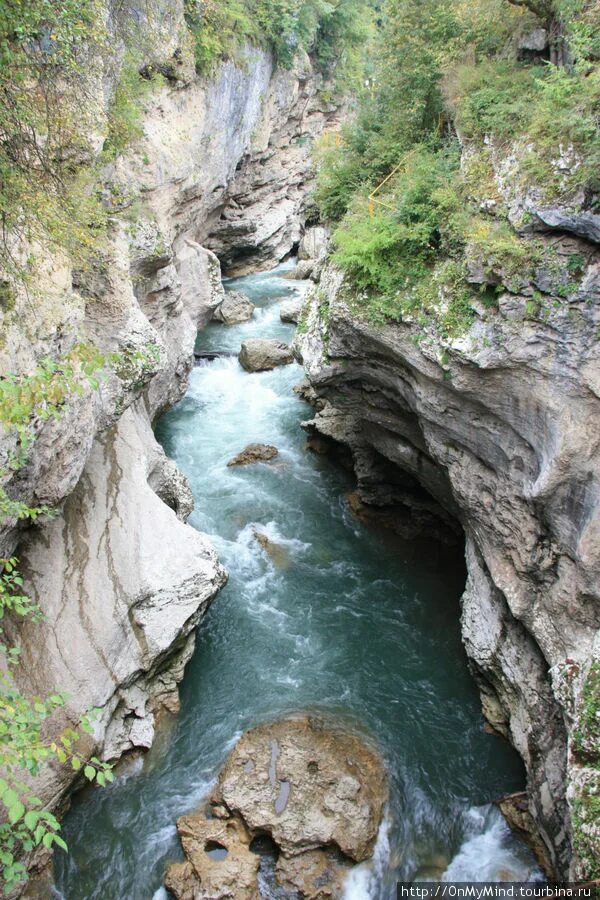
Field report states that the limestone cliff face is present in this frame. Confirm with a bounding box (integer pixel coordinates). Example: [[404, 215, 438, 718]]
[[296, 214, 600, 876], [0, 0, 338, 818]]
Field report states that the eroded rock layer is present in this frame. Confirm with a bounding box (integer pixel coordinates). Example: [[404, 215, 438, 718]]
[[295, 251, 600, 877], [0, 0, 340, 824]]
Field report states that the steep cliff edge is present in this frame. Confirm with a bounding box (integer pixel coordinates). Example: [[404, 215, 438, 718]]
[[296, 221, 600, 877], [0, 1, 340, 832]]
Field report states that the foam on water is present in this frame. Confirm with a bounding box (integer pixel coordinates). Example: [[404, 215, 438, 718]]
[[152, 890, 168, 900], [343, 816, 393, 900], [443, 807, 544, 883]]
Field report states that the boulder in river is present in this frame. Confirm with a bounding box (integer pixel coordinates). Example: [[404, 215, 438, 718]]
[[280, 297, 304, 324], [219, 715, 386, 861], [285, 260, 314, 281], [239, 339, 294, 372], [213, 290, 255, 324], [165, 715, 387, 898], [227, 444, 279, 467], [165, 813, 259, 900]]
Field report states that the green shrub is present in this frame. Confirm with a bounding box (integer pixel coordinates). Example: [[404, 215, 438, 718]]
[[103, 56, 163, 159], [333, 146, 464, 289], [447, 54, 600, 194], [183, 0, 377, 75], [445, 60, 539, 140], [184, 0, 260, 72], [332, 145, 477, 334], [314, 0, 600, 341]]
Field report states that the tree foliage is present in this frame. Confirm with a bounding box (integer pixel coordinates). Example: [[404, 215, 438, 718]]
[[0, 0, 109, 280], [314, 0, 600, 332], [183, 0, 376, 80]]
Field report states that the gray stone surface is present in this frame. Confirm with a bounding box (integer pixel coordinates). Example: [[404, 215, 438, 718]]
[[533, 207, 600, 245], [286, 259, 315, 280], [299, 226, 329, 262], [296, 252, 600, 878], [213, 290, 255, 324], [204, 66, 343, 276], [239, 339, 294, 372], [14, 403, 227, 767], [280, 297, 304, 323]]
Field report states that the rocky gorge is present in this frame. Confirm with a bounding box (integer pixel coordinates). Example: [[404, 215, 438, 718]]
[[0, 0, 343, 870], [0, 0, 599, 895], [295, 219, 600, 878]]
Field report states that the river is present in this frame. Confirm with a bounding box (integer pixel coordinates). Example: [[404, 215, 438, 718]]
[[56, 261, 541, 899]]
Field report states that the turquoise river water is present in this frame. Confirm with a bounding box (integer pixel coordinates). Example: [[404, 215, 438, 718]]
[[55, 261, 542, 899]]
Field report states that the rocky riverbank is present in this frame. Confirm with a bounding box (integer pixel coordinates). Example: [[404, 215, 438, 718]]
[[0, 0, 342, 843], [295, 217, 600, 878]]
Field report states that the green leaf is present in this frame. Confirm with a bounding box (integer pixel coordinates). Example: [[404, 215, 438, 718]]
[[53, 835, 68, 852], [7, 801, 24, 825], [23, 811, 39, 831], [2, 790, 18, 812], [83, 766, 96, 781]]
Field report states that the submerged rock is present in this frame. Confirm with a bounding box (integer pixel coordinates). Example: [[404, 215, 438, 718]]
[[227, 444, 279, 467], [213, 290, 255, 324], [280, 297, 304, 323], [239, 338, 294, 372], [165, 715, 387, 899], [253, 528, 291, 569]]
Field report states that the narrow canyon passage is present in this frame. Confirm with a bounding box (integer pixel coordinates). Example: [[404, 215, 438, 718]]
[[56, 263, 541, 899]]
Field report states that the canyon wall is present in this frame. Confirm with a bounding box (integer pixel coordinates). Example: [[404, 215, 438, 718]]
[[0, 0, 339, 820], [2, 0, 598, 885], [296, 212, 600, 878]]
